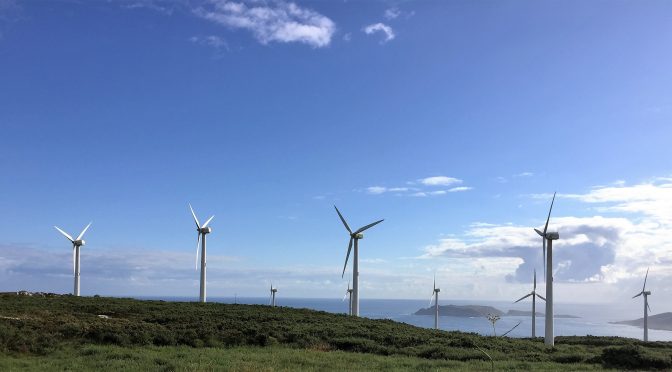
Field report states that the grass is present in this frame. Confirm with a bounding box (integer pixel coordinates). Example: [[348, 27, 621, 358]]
[[0, 294, 671, 370]]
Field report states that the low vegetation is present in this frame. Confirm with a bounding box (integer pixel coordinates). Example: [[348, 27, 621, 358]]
[[0, 294, 671, 370]]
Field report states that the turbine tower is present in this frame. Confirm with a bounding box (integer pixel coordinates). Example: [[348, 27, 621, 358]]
[[632, 267, 652, 342], [534, 192, 559, 346], [429, 275, 440, 330], [513, 269, 546, 338], [334, 205, 384, 317], [269, 283, 278, 307], [342, 281, 353, 315], [189, 204, 214, 303], [54, 222, 92, 297]]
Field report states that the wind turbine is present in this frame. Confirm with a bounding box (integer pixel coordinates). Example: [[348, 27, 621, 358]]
[[54, 222, 92, 297], [335, 205, 384, 317], [342, 281, 353, 315], [513, 269, 546, 338], [429, 275, 440, 330], [189, 204, 214, 303], [632, 267, 652, 342], [533, 192, 559, 346], [269, 283, 278, 307]]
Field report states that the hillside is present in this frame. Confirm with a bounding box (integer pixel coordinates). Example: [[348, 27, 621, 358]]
[[1, 294, 671, 370], [612, 312, 672, 331]]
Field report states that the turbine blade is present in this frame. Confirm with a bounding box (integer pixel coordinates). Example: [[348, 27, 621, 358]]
[[189, 204, 201, 229], [643, 267, 649, 292], [429, 293, 434, 307], [195, 233, 201, 271], [341, 238, 353, 278], [54, 226, 74, 242], [269, 292, 273, 305], [348, 280, 351, 291], [514, 293, 532, 303], [534, 228, 544, 237], [354, 219, 384, 234], [76, 222, 92, 241], [334, 206, 352, 234], [533, 269, 537, 290], [433, 273, 436, 291], [647, 301, 651, 313], [543, 192, 556, 235], [343, 291, 348, 302], [536, 293, 546, 301], [632, 292, 643, 299], [202, 215, 214, 229]]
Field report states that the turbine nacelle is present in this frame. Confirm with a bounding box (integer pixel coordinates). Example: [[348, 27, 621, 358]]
[[351, 233, 364, 239], [434, 288, 440, 293], [74, 239, 85, 247], [644, 291, 651, 295], [546, 232, 559, 240], [199, 226, 212, 234]]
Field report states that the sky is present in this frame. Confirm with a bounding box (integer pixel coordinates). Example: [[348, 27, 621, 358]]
[[1, 0, 671, 314]]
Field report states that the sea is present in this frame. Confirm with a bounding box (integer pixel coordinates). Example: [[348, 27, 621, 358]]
[[134, 296, 672, 342]]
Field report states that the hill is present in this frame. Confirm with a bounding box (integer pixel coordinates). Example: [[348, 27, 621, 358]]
[[414, 305, 579, 318], [0, 294, 671, 370], [612, 312, 672, 331], [414, 305, 502, 317]]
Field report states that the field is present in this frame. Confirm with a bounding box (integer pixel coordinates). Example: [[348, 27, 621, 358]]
[[0, 294, 671, 371]]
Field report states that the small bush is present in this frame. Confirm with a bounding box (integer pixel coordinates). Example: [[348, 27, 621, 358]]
[[602, 345, 672, 370]]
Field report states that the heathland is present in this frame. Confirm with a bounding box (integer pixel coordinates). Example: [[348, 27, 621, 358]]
[[0, 294, 671, 371]]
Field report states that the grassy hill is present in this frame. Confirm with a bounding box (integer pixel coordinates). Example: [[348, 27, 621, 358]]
[[0, 294, 671, 371], [612, 312, 672, 331]]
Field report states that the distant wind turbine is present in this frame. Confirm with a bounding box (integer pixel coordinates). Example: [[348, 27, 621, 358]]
[[189, 204, 214, 303], [54, 222, 92, 297], [513, 269, 546, 338], [342, 281, 353, 315], [533, 192, 559, 346], [334, 205, 384, 317], [269, 283, 278, 307], [429, 275, 440, 330], [632, 267, 652, 342], [334, 205, 384, 316]]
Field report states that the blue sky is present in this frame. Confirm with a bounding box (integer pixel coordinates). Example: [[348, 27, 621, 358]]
[[1, 0, 671, 311]]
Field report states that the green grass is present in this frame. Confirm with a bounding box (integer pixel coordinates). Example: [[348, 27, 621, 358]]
[[0, 344, 609, 371], [0, 294, 670, 370]]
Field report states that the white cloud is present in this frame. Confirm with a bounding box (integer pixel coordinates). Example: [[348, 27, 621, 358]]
[[366, 186, 387, 195], [383, 7, 400, 20], [189, 35, 228, 49], [449, 186, 472, 192], [419, 178, 672, 304], [419, 176, 462, 186], [514, 172, 534, 177], [363, 23, 395, 43], [194, 0, 336, 48]]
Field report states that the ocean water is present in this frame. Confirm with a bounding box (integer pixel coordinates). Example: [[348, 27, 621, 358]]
[[135, 296, 672, 342]]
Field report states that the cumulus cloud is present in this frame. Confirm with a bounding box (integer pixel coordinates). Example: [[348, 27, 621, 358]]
[[421, 178, 672, 299], [363, 22, 394, 43], [193, 0, 335, 48], [366, 186, 409, 195]]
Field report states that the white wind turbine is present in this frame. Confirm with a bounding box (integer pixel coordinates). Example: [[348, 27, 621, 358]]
[[429, 275, 440, 330], [533, 192, 559, 346], [342, 281, 353, 315], [269, 283, 278, 307], [54, 222, 92, 297], [189, 204, 214, 303], [632, 267, 652, 342], [335, 205, 384, 317], [513, 269, 546, 338]]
